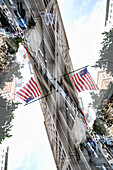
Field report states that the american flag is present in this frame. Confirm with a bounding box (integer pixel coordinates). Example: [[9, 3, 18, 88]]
[[16, 77, 41, 103], [71, 68, 99, 93]]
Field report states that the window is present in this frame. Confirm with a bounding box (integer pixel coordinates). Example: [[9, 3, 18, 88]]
[[8, 0, 13, 4], [59, 141, 62, 148], [56, 21, 59, 33], [68, 165, 72, 170], [62, 150, 66, 161], [16, 78, 22, 87], [0, 160, 3, 164], [43, 0, 51, 7]]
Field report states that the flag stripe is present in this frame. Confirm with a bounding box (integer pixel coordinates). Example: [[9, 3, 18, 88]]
[[29, 80, 39, 97], [25, 83, 34, 96], [71, 68, 99, 92], [25, 47, 30, 61], [86, 74, 96, 90], [16, 77, 41, 103], [16, 93, 25, 101], [30, 78, 39, 96], [74, 74, 84, 91], [80, 74, 91, 90], [16, 91, 28, 100], [86, 73, 96, 89], [76, 73, 85, 91], [77, 73, 88, 91], [86, 74, 95, 89], [23, 86, 32, 96], [71, 76, 81, 92], [31, 77, 41, 95], [20, 89, 30, 98], [73, 75, 82, 92], [84, 74, 93, 89], [27, 82, 36, 97], [88, 73, 98, 90]]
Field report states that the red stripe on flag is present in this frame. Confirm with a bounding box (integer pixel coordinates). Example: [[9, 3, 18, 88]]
[[71, 76, 81, 92], [87, 74, 95, 90], [77, 74, 88, 91], [84, 74, 93, 90], [26, 83, 36, 97], [25, 47, 30, 61], [81, 110, 87, 125], [15, 93, 25, 101], [16, 91, 28, 100], [71, 68, 99, 92], [31, 77, 41, 95], [74, 74, 84, 91], [80, 75, 91, 90], [20, 89, 30, 98], [15, 77, 42, 103], [87, 73, 98, 90], [23, 86, 32, 96], [29, 79, 39, 97]]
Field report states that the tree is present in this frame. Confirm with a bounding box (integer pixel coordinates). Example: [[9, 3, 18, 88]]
[[0, 94, 21, 143], [92, 28, 113, 76], [89, 90, 106, 111], [0, 33, 23, 143], [89, 88, 109, 116], [89, 82, 113, 131], [90, 28, 113, 134], [93, 118, 107, 136], [0, 35, 23, 89]]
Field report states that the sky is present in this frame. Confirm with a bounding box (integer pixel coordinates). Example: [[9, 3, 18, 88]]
[[58, 0, 106, 108], [7, 0, 106, 170], [8, 100, 57, 170], [58, 0, 106, 69], [7, 47, 57, 170]]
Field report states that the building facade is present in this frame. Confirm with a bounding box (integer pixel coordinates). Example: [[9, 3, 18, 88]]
[[22, 0, 89, 169], [97, 70, 113, 89], [105, 0, 113, 28], [0, 146, 9, 170], [97, 70, 113, 131]]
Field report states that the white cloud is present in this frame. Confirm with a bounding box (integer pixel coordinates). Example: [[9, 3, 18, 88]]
[[80, 0, 92, 16]]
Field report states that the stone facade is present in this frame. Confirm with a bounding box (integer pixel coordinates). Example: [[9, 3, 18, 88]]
[[24, 0, 88, 169]]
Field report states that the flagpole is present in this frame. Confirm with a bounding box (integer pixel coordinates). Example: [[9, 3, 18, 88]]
[[24, 90, 58, 106], [61, 65, 89, 78]]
